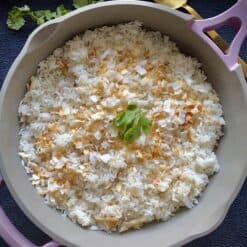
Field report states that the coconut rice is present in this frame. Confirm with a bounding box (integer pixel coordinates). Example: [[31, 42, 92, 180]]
[[18, 21, 225, 232]]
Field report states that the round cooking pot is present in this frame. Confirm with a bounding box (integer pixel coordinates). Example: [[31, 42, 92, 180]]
[[0, 1, 247, 247]]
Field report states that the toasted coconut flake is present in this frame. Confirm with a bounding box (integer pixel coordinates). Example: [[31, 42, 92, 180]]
[[18, 21, 224, 233], [120, 217, 147, 232]]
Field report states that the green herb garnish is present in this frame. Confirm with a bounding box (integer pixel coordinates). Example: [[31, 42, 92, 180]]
[[113, 104, 151, 143], [73, 0, 92, 8], [29, 4, 70, 26], [73, 0, 104, 8], [7, 0, 103, 31], [7, 5, 30, 30]]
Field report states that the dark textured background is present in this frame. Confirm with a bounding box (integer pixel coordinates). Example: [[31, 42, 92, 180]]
[[0, 0, 246, 246]]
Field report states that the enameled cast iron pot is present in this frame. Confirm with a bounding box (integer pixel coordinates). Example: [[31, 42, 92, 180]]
[[0, 1, 247, 246]]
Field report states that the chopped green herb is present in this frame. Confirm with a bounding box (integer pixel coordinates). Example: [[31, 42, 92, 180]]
[[56, 4, 71, 16], [139, 115, 151, 135], [73, 0, 103, 8], [7, 5, 30, 30], [29, 10, 55, 25], [127, 103, 138, 110], [7, 1, 103, 31], [113, 104, 151, 143], [29, 5, 70, 25], [73, 0, 89, 8]]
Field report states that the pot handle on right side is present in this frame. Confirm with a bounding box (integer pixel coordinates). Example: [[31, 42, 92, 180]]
[[188, 0, 247, 71]]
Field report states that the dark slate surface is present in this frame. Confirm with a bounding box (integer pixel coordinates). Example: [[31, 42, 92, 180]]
[[0, 0, 246, 246]]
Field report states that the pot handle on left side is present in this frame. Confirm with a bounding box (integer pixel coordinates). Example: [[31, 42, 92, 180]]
[[0, 175, 59, 247]]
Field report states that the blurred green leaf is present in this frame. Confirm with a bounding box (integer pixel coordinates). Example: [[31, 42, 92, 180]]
[[7, 1, 102, 31], [73, 0, 89, 8], [7, 5, 30, 30]]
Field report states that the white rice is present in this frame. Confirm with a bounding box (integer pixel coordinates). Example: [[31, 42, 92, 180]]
[[18, 21, 224, 232]]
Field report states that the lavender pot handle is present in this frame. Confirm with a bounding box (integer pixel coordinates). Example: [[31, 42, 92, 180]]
[[0, 175, 59, 247], [188, 0, 247, 71]]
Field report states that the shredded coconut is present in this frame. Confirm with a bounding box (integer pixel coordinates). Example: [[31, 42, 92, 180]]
[[18, 21, 224, 233]]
